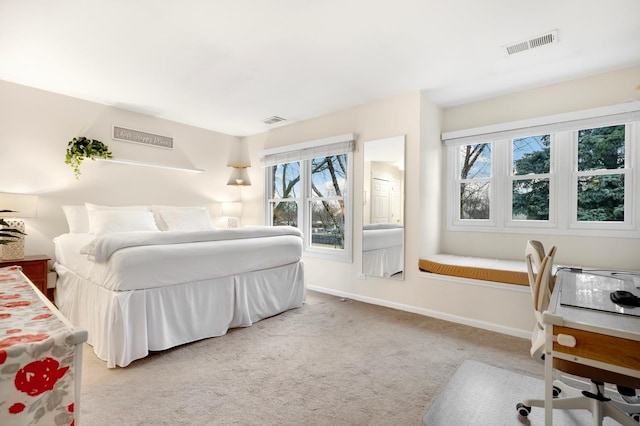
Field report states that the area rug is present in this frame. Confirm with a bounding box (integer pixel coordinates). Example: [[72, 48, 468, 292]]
[[422, 360, 618, 425]]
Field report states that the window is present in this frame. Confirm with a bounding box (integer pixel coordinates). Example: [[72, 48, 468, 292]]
[[444, 106, 639, 237], [270, 161, 300, 227], [510, 135, 552, 222], [309, 155, 347, 250], [457, 143, 492, 221], [263, 134, 354, 261], [575, 125, 627, 223]]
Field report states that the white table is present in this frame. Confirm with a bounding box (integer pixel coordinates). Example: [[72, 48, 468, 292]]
[[542, 269, 640, 425]]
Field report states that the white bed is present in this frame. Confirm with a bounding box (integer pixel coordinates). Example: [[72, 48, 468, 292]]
[[54, 204, 305, 368], [362, 223, 403, 277]]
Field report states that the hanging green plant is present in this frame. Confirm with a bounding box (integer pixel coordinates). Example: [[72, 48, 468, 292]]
[[65, 136, 113, 179]]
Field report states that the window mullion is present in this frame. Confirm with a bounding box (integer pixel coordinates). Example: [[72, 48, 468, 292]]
[[493, 139, 506, 228], [301, 159, 311, 249]]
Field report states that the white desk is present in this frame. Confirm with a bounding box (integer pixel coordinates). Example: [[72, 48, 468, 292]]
[[542, 270, 640, 425]]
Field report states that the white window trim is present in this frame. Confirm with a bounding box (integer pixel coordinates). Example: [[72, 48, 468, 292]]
[[568, 123, 636, 231], [449, 142, 497, 228], [505, 135, 557, 229], [262, 134, 355, 262], [444, 103, 640, 238]]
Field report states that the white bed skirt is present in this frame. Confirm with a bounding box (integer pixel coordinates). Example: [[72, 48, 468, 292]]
[[55, 261, 305, 368], [362, 245, 403, 277]]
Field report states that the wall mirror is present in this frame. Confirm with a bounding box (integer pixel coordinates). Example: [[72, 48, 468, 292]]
[[362, 135, 405, 280]]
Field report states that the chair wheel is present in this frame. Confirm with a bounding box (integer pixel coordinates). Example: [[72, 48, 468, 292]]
[[516, 402, 531, 417], [630, 412, 640, 422], [553, 385, 561, 398]]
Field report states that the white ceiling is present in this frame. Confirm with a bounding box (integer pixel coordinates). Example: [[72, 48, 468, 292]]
[[1, 0, 639, 137]]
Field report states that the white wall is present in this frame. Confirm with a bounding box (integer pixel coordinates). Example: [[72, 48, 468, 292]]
[[440, 65, 640, 270], [0, 80, 248, 260], [243, 91, 535, 337], [245, 92, 425, 298], [241, 66, 640, 340], [4, 66, 637, 341]]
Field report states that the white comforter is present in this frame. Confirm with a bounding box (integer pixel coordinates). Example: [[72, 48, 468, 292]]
[[81, 226, 303, 261], [362, 226, 403, 251], [55, 226, 303, 292]]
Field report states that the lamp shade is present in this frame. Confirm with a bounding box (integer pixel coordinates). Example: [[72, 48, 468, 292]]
[[0, 193, 38, 218], [226, 138, 251, 168], [226, 168, 252, 186]]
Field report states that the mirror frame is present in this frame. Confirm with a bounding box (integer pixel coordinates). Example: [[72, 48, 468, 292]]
[[362, 135, 405, 280]]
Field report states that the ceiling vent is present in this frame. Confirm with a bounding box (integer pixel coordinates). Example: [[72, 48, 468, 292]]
[[504, 30, 558, 56], [263, 116, 286, 125]]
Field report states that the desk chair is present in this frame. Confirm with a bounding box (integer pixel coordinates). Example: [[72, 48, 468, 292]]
[[517, 240, 640, 425]]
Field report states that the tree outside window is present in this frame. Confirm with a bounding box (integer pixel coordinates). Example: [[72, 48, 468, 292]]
[[576, 125, 626, 222], [458, 143, 491, 220], [270, 161, 300, 227], [310, 155, 346, 249], [268, 154, 348, 251], [511, 135, 551, 221]]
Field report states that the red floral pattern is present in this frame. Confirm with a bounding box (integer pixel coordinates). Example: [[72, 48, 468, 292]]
[[15, 357, 70, 396], [0, 266, 78, 426]]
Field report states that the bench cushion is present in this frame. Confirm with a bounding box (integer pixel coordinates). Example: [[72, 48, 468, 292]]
[[418, 254, 529, 286]]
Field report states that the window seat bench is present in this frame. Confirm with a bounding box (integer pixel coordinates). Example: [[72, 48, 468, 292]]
[[418, 254, 531, 286]]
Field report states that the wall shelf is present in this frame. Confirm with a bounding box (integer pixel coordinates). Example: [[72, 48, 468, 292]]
[[96, 158, 204, 173]]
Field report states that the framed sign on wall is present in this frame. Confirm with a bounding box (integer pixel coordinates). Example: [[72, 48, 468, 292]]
[[113, 125, 173, 149]]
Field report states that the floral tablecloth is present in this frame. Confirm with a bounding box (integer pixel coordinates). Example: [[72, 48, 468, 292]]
[[0, 265, 85, 426]]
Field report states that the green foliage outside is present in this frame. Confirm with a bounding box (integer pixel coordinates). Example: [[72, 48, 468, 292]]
[[512, 135, 551, 220], [461, 125, 625, 222], [576, 125, 625, 221]]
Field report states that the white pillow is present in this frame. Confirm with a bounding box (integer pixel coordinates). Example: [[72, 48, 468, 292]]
[[89, 210, 159, 235], [85, 203, 150, 213], [151, 206, 213, 231], [157, 208, 213, 232], [62, 205, 90, 233], [85, 203, 152, 235]]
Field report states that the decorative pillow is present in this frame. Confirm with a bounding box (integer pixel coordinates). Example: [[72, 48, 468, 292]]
[[88, 210, 159, 235], [62, 205, 90, 233], [156, 207, 213, 232]]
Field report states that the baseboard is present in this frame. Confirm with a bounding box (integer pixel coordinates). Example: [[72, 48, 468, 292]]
[[306, 284, 532, 340]]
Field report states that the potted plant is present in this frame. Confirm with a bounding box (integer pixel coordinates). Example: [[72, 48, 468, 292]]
[[0, 211, 25, 245], [65, 136, 113, 179]]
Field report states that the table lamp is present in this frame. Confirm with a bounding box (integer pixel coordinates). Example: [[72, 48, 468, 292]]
[[222, 202, 242, 228], [0, 193, 38, 260]]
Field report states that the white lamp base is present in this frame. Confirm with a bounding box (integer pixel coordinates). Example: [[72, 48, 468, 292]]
[[227, 217, 239, 228]]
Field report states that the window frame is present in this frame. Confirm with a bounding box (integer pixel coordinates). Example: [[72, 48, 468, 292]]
[[568, 123, 635, 231], [445, 116, 639, 238], [449, 141, 496, 228], [505, 134, 557, 229], [263, 139, 354, 262]]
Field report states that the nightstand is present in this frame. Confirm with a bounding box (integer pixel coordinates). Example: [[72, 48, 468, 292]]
[[0, 255, 52, 301]]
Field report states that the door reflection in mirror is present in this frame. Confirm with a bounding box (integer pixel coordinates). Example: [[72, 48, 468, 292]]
[[362, 135, 404, 279]]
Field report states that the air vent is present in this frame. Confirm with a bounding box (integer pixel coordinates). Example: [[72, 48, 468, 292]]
[[263, 116, 286, 125], [504, 30, 558, 56]]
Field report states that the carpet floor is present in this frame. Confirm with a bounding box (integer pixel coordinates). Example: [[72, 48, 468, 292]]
[[79, 290, 542, 425]]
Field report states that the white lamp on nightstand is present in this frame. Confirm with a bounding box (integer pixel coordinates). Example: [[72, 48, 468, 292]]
[[0, 193, 38, 260], [222, 202, 243, 228]]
